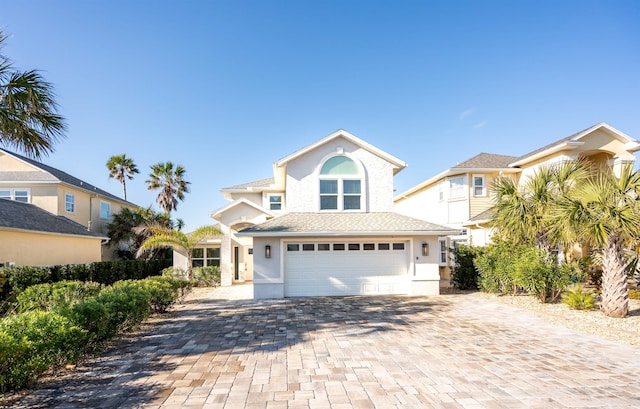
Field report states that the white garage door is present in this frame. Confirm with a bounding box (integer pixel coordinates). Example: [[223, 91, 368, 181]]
[[284, 241, 410, 297]]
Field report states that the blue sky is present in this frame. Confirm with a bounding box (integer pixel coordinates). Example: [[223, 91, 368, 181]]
[[2, 1, 639, 230]]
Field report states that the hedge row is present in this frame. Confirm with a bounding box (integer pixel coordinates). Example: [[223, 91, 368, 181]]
[[0, 276, 187, 392], [0, 259, 171, 299]]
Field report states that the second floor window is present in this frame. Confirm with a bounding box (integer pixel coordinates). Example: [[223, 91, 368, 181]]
[[319, 156, 362, 211], [473, 175, 486, 197], [449, 176, 466, 199], [100, 201, 111, 219], [269, 195, 282, 210], [0, 188, 30, 203], [65, 193, 75, 213]]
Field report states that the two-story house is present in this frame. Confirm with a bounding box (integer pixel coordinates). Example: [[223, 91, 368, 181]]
[[195, 130, 459, 298], [0, 148, 140, 264], [394, 122, 640, 286]]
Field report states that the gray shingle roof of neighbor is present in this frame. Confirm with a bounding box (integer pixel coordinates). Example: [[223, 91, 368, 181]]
[[222, 177, 275, 190], [238, 212, 461, 236], [0, 199, 107, 238], [466, 208, 494, 223], [452, 153, 519, 169], [0, 148, 136, 206]]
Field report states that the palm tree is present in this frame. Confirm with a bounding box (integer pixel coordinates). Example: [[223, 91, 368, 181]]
[[106, 207, 171, 259], [491, 161, 587, 255], [107, 154, 139, 200], [136, 225, 222, 281], [553, 164, 640, 318], [146, 162, 190, 213], [0, 30, 66, 158]]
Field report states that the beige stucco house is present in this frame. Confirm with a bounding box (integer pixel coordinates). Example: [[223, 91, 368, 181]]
[[0, 148, 139, 264], [394, 122, 640, 286], [177, 130, 459, 298]]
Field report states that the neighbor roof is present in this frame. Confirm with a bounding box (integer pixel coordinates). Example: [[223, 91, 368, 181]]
[[0, 199, 107, 238], [0, 148, 136, 206], [237, 212, 460, 236], [452, 153, 519, 169], [509, 122, 640, 167]]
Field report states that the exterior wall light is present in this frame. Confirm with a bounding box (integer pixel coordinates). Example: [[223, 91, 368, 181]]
[[265, 245, 271, 259], [422, 242, 429, 256]]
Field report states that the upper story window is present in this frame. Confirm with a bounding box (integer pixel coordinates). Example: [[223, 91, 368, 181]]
[[449, 176, 466, 199], [0, 188, 30, 203], [269, 194, 282, 211], [319, 156, 362, 211], [473, 175, 486, 197], [65, 193, 75, 213], [438, 181, 445, 201], [100, 201, 111, 220]]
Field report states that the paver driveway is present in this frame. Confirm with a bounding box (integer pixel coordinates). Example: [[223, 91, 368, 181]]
[[7, 285, 640, 409]]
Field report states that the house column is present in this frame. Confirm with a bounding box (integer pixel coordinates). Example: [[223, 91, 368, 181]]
[[219, 226, 233, 287]]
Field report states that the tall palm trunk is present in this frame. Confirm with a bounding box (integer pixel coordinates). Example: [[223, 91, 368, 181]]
[[600, 232, 629, 318]]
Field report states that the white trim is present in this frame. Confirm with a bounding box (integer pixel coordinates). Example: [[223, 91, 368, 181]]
[[275, 129, 407, 173], [210, 198, 273, 221], [240, 229, 461, 237], [472, 174, 487, 197]]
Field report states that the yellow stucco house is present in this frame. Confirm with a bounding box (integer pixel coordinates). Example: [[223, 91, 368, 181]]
[[394, 122, 640, 286], [0, 148, 140, 265]]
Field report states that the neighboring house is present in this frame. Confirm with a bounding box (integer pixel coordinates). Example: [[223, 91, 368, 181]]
[[201, 130, 459, 298], [0, 148, 139, 262], [395, 122, 640, 285], [0, 198, 107, 266]]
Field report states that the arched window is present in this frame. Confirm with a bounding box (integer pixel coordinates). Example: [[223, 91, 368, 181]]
[[319, 156, 362, 211]]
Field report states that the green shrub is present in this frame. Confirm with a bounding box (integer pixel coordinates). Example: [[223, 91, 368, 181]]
[[70, 282, 151, 342], [450, 245, 479, 290], [192, 266, 221, 287], [4, 266, 53, 292], [15, 281, 102, 315], [140, 276, 181, 313], [513, 248, 571, 303], [0, 311, 87, 392], [474, 240, 518, 294], [562, 284, 597, 310]]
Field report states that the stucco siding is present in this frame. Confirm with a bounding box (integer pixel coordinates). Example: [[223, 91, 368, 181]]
[[284, 137, 395, 212], [0, 230, 103, 266]]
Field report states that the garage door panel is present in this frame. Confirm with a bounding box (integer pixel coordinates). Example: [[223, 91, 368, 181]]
[[284, 241, 410, 297]]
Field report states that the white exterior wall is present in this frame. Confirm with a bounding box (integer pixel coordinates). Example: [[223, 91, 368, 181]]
[[284, 138, 395, 213], [252, 236, 284, 299]]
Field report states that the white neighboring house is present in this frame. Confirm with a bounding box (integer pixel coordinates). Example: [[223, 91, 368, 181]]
[[189, 130, 459, 299]]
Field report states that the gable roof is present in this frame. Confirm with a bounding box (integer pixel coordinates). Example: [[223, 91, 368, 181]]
[[395, 152, 519, 201], [0, 148, 136, 206], [509, 122, 640, 167], [237, 212, 460, 237], [210, 198, 272, 221], [0, 199, 107, 239], [274, 129, 407, 174]]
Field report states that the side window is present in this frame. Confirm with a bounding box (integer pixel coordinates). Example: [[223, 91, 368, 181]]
[[269, 195, 282, 210], [473, 175, 486, 197], [100, 201, 111, 219], [65, 193, 75, 213], [438, 238, 448, 266]]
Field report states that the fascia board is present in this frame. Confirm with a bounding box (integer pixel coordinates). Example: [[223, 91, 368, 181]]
[[508, 141, 584, 167], [237, 229, 462, 237]]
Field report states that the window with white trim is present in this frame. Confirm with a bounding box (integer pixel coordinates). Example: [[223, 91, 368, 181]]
[[100, 201, 111, 219], [192, 247, 220, 267], [449, 176, 466, 199], [438, 237, 448, 266], [438, 181, 445, 201], [269, 194, 282, 210], [65, 193, 75, 213], [0, 188, 30, 203], [319, 156, 362, 211], [473, 175, 486, 197]]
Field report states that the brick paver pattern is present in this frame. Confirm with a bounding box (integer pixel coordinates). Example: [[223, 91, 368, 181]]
[[10, 285, 640, 408]]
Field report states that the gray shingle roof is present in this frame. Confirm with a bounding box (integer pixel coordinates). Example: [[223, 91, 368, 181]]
[[452, 153, 519, 169], [0, 199, 107, 238], [0, 148, 135, 206], [239, 212, 460, 236], [222, 177, 275, 190]]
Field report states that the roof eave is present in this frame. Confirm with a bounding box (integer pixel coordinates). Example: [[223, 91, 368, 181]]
[[238, 229, 462, 237], [509, 141, 584, 167]]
